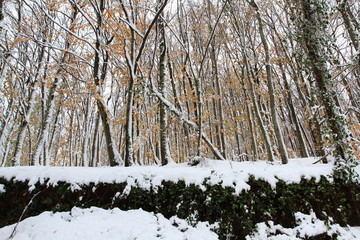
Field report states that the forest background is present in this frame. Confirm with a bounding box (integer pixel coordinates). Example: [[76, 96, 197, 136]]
[[0, 0, 358, 174]]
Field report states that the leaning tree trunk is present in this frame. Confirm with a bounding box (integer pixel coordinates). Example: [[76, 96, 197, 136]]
[[275, 44, 309, 158], [91, 0, 119, 167], [150, 84, 225, 160], [246, 62, 275, 162], [237, 22, 275, 162], [298, 0, 356, 174]]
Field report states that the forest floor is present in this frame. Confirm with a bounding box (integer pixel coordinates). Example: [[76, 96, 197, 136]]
[[0, 157, 359, 239]]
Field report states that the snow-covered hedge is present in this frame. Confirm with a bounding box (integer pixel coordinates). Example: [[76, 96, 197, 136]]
[[1, 175, 359, 239]]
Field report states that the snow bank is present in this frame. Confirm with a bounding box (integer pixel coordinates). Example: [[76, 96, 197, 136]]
[[0, 158, 339, 194], [246, 211, 360, 240], [0, 207, 218, 240]]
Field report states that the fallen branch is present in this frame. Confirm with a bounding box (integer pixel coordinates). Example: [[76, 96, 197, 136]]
[[8, 190, 42, 240], [149, 84, 225, 160]]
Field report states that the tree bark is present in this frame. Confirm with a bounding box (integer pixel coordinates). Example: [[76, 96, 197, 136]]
[[299, 0, 355, 166], [158, 5, 172, 165], [251, 0, 289, 164], [92, 0, 119, 166]]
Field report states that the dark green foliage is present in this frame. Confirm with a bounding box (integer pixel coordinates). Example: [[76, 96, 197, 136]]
[[0, 176, 359, 240]]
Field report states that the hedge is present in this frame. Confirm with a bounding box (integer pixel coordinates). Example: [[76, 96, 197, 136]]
[[0, 176, 359, 239]]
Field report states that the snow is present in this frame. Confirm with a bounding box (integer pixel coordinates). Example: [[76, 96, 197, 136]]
[[0, 158, 348, 195], [246, 211, 360, 240], [0, 184, 5, 193], [0, 207, 218, 240]]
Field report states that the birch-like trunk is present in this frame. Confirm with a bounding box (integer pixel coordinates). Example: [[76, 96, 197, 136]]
[[32, 68, 60, 166], [12, 88, 37, 166], [158, 8, 172, 165], [0, 100, 15, 161], [124, 67, 135, 167]]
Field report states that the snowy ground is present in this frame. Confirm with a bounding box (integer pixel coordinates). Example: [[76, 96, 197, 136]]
[[1, 207, 359, 240], [0, 207, 218, 240], [0, 158, 347, 195], [246, 212, 360, 240]]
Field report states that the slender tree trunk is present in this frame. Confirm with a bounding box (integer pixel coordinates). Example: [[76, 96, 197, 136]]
[[210, 44, 227, 158], [48, 104, 61, 162], [32, 68, 60, 166], [0, 0, 4, 22], [247, 64, 275, 162], [124, 70, 135, 166], [1, 141, 10, 167], [242, 47, 275, 161], [81, 97, 91, 166], [251, 0, 289, 164], [277, 50, 309, 157], [336, 0, 360, 72], [31, 5, 79, 166], [0, 108, 15, 162], [241, 45, 275, 161], [12, 85, 38, 166], [168, 49, 191, 160], [92, 1, 119, 167], [158, 7, 172, 165], [247, 103, 258, 161], [96, 99, 119, 166], [91, 114, 100, 167], [68, 111, 74, 166], [0, 99, 13, 149]]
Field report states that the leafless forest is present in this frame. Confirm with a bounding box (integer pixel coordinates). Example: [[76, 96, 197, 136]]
[[0, 0, 358, 168]]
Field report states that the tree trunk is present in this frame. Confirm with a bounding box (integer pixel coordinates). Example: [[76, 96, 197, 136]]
[[251, 0, 289, 164], [298, 0, 355, 168], [158, 7, 172, 165], [247, 63, 275, 162], [92, 1, 119, 166], [279, 51, 309, 158], [336, 0, 360, 72], [91, 114, 100, 167], [210, 43, 227, 158], [13, 85, 37, 166], [124, 70, 135, 166]]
